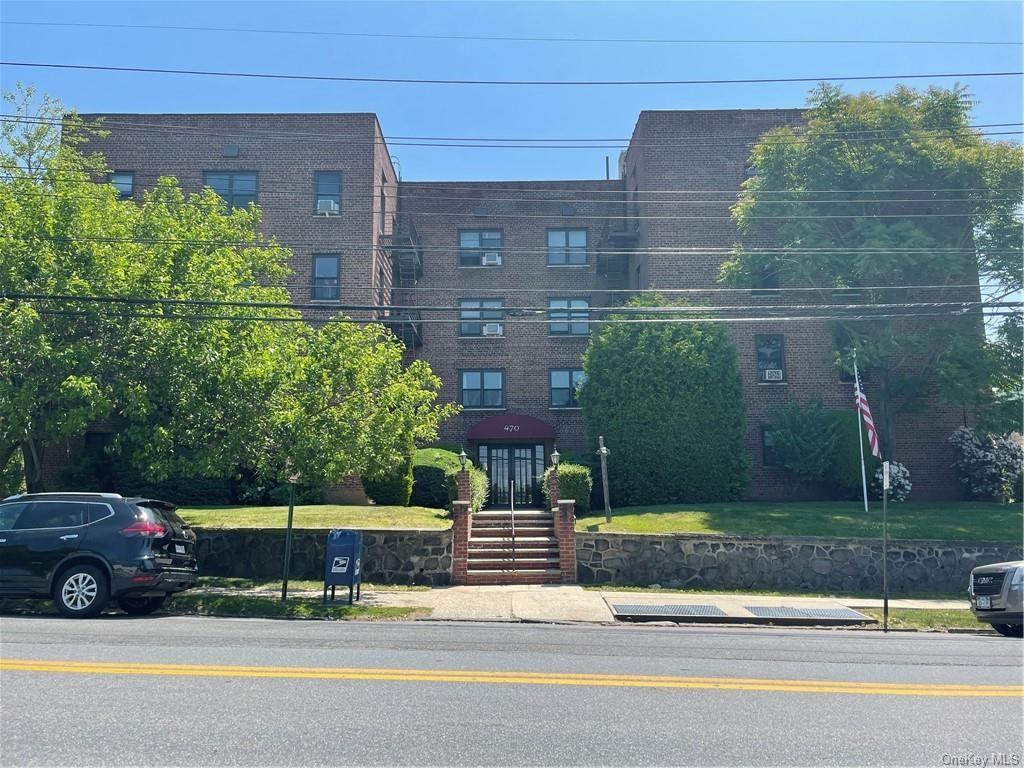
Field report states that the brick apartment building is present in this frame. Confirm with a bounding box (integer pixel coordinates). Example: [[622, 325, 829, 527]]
[[77, 109, 977, 503]]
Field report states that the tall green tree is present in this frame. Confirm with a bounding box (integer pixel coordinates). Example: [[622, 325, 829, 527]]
[[579, 296, 748, 505], [0, 86, 455, 493], [720, 85, 1023, 444]]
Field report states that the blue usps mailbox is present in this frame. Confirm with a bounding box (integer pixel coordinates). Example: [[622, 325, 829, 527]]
[[323, 529, 363, 605]]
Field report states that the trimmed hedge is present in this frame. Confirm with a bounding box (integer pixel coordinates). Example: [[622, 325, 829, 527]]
[[541, 463, 593, 513], [580, 296, 748, 505], [361, 452, 414, 506], [411, 448, 489, 512]]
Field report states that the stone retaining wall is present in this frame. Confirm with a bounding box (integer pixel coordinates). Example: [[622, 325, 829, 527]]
[[576, 532, 1022, 593], [194, 528, 453, 586]]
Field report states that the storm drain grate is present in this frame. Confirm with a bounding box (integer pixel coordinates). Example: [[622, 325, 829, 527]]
[[745, 606, 870, 621], [612, 604, 727, 618]]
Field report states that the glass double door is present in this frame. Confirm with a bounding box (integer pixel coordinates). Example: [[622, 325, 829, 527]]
[[478, 444, 545, 508]]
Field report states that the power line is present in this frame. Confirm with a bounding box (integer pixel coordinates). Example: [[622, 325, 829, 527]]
[[8, 186, 1019, 210], [21, 306, 1014, 326], [2, 234, 1015, 258], [3, 20, 1019, 46], [2, 61, 1021, 87], [8, 113, 1024, 149], [6, 291, 1014, 315]]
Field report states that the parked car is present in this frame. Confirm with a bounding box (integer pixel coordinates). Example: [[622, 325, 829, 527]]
[[968, 560, 1023, 637], [0, 492, 198, 618]]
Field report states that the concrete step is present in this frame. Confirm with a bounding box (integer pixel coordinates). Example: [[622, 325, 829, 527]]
[[470, 528, 555, 539], [467, 547, 560, 558]]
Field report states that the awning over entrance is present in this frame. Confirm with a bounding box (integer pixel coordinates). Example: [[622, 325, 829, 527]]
[[467, 413, 556, 442]]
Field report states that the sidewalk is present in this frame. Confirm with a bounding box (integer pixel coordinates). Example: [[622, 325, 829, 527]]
[[196, 583, 968, 624]]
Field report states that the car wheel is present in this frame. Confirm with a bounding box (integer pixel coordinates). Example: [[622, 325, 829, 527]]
[[991, 623, 1024, 638], [54, 565, 109, 618], [117, 595, 167, 616]]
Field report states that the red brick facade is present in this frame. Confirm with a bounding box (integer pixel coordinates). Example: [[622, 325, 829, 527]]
[[77, 109, 977, 501]]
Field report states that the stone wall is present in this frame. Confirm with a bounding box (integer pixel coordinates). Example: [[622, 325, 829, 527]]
[[194, 528, 453, 586], [577, 532, 1022, 593]]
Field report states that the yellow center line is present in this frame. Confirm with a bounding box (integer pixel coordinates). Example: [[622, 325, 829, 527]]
[[1, 658, 1019, 698]]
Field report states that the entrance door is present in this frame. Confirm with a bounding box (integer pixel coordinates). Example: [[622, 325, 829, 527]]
[[478, 444, 545, 508]]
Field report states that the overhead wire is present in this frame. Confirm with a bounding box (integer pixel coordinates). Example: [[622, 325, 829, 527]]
[[2, 20, 1019, 46], [1, 61, 1021, 87]]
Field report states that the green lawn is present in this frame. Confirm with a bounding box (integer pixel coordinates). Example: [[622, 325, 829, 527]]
[[576, 501, 1022, 542], [860, 608, 991, 631], [178, 504, 450, 530]]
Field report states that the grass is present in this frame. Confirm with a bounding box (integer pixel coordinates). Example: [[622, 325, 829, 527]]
[[860, 608, 992, 631], [0, 594, 428, 621], [583, 584, 967, 600], [197, 576, 430, 592], [178, 504, 450, 530], [576, 501, 1021, 542]]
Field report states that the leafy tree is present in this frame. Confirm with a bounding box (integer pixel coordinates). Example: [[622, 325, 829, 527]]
[[721, 84, 1023, 444], [579, 295, 748, 505], [1, 86, 455, 492]]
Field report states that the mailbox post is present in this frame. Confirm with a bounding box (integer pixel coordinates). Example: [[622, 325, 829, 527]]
[[323, 529, 363, 605]]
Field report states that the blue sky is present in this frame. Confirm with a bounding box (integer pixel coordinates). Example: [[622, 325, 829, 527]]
[[1, 1, 1021, 181]]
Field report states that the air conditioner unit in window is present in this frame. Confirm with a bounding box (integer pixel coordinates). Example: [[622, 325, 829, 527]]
[[317, 199, 340, 215], [481, 252, 501, 266], [763, 369, 784, 382], [482, 323, 503, 336]]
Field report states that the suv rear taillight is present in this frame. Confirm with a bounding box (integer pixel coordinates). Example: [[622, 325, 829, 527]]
[[120, 521, 167, 537]]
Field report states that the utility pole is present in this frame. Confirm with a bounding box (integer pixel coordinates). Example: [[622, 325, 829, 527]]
[[281, 469, 299, 602], [597, 436, 612, 524]]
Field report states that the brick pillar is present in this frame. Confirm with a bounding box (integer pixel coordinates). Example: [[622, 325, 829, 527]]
[[456, 469, 471, 504], [547, 468, 560, 512], [554, 499, 577, 584], [451, 501, 471, 585]]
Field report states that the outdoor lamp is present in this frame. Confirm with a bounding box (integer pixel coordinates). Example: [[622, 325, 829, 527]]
[[551, 448, 560, 467], [458, 448, 467, 471]]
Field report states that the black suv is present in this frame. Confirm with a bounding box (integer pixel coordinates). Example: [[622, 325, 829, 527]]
[[0, 492, 198, 617]]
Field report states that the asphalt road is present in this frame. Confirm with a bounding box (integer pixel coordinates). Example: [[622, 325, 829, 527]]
[[1, 615, 1022, 767]]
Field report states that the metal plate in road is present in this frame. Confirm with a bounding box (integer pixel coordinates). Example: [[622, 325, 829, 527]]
[[745, 606, 871, 621], [611, 604, 728, 617]]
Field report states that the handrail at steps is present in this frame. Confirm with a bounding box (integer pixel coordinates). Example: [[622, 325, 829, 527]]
[[509, 479, 517, 572]]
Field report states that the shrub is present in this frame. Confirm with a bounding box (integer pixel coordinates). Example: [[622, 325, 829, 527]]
[[445, 464, 488, 512], [871, 460, 912, 502], [410, 448, 463, 509], [361, 452, 414, 506], [541, 463, 593, 513], [822, 411, 881, 499], [768, 399, 840, 481], [580, 296, 748, 505], [949, 426, 1023, 502]]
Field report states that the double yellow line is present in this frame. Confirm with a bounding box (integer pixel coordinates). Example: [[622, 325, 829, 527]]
[[2, 658, 1020, 697]]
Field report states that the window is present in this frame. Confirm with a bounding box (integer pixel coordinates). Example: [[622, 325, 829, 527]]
[[314, 172, 342, 214], [14, 501, 85, 529], [761, 426, 780, 466], [459, 230, 503, 266], [755, 334, 786, 383], [110, 171, 134, 198], [752, 260, 780, 294], [550, 369, 585, 408], [0, 502, 30, 531], [204, 171, 257, 209], [547, 229, 587, 265], [459, 299, 504, 336], [549, 298, 590, 336], [461, 370, 504, 408], [312, 254, 340, 300]]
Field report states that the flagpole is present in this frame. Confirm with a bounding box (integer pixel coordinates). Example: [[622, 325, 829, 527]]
[[853, 351, 869, 514]]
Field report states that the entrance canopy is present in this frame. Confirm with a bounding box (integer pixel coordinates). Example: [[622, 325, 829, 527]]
[[467, 413, 555, 442]]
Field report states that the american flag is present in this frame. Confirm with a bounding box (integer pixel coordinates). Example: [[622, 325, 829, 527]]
[[853, 360, 881, 459]]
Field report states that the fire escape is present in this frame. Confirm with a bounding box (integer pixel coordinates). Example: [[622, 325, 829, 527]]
[[381, 221, 424, 349]]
